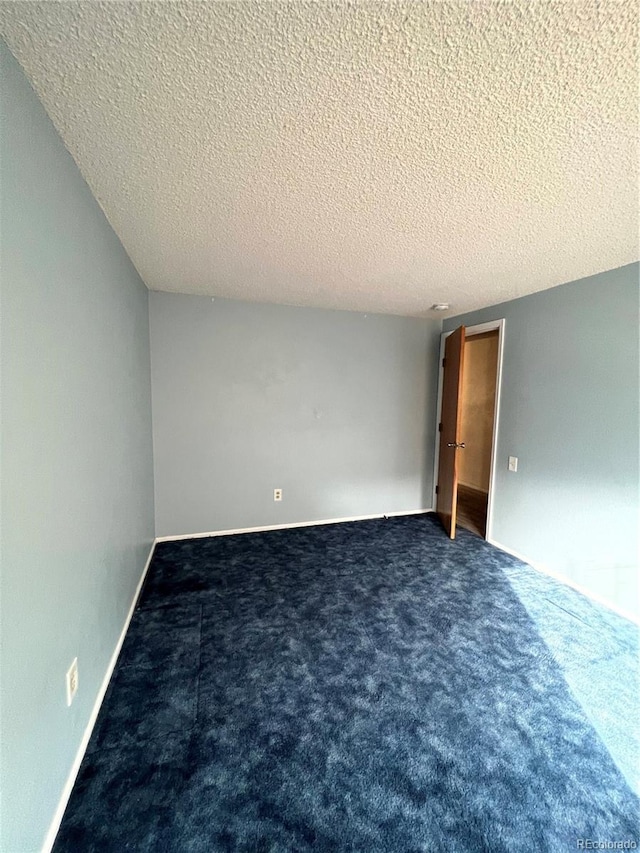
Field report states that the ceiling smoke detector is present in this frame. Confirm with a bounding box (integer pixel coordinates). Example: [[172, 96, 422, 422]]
[[430, 303, 450, 312]]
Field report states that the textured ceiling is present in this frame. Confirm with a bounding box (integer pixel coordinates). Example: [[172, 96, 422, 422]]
[[1, 1, 638, 317]]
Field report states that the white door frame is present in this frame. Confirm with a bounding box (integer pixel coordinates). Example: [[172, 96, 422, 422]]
[[432, 319, 506, 541]]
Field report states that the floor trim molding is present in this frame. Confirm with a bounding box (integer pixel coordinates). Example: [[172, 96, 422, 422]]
[[42, 540, 157, 853], [155, 508, 434, 543], [488, 537, 639, 625]]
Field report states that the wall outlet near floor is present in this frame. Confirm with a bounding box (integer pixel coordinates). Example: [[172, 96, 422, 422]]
[[273, 488, 282, 502], [66, 657, 78, 706], [508, 456, 518, 472]]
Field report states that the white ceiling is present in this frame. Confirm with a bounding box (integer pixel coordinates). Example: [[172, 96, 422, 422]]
[[1, 1, 638, 318]]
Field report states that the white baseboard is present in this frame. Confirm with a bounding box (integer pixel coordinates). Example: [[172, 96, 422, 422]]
[[42, 540, 157, 853], [155, 508, 434, 543], [486, 538, 536, 568], [488, 537, 639, 625]]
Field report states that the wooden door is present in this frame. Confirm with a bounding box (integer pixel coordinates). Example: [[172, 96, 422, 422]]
[[436, 326, 466, 538]]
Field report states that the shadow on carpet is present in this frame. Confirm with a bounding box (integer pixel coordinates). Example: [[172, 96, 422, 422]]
[[54, 513, 639, 852]]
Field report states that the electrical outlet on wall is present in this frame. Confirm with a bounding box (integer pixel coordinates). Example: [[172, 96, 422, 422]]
[[508, 456, 518, 472], [66, 658, 78, 706], [274, 488, 282, 502]]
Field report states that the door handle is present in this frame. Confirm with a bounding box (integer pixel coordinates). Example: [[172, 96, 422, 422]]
[[447, 442, 466, 448]]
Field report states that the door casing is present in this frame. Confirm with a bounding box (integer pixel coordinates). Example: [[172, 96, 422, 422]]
[[432, 319, 505, 541]]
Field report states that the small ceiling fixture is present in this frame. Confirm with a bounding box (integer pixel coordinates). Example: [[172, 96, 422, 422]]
[[430, 303, 450, 312]]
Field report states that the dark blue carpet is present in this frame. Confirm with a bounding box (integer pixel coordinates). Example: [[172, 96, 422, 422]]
[[54, 514, 639, 852]]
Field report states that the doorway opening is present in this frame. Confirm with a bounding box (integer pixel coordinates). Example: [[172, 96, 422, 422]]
[[456, 330, 499, 537], [433, 320, 505, 541]]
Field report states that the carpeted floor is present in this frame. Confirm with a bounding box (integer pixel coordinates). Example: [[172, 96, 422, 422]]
[[53, 513, 639, 852]]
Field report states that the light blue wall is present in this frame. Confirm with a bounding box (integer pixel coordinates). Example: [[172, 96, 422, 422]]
[[0, 41, 155, 852], [444, 264, 640, 618], [150, 293, 441, 538]]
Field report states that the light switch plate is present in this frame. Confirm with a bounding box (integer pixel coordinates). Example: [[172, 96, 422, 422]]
[[508, 456, 518, 472]]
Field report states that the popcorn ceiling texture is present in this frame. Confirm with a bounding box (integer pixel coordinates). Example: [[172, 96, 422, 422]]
[[1, 1, 638, 317]]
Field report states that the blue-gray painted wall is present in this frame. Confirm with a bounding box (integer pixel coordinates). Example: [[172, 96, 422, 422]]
[[0, 41, 155, 852], [149, 292, 441, 538], [444, 264, 639, 618]]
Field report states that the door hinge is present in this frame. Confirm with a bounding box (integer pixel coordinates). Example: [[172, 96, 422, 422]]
[[438, 422, 442, 432], [435, 485, 439, 495], [442, 358, 446, 368]]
